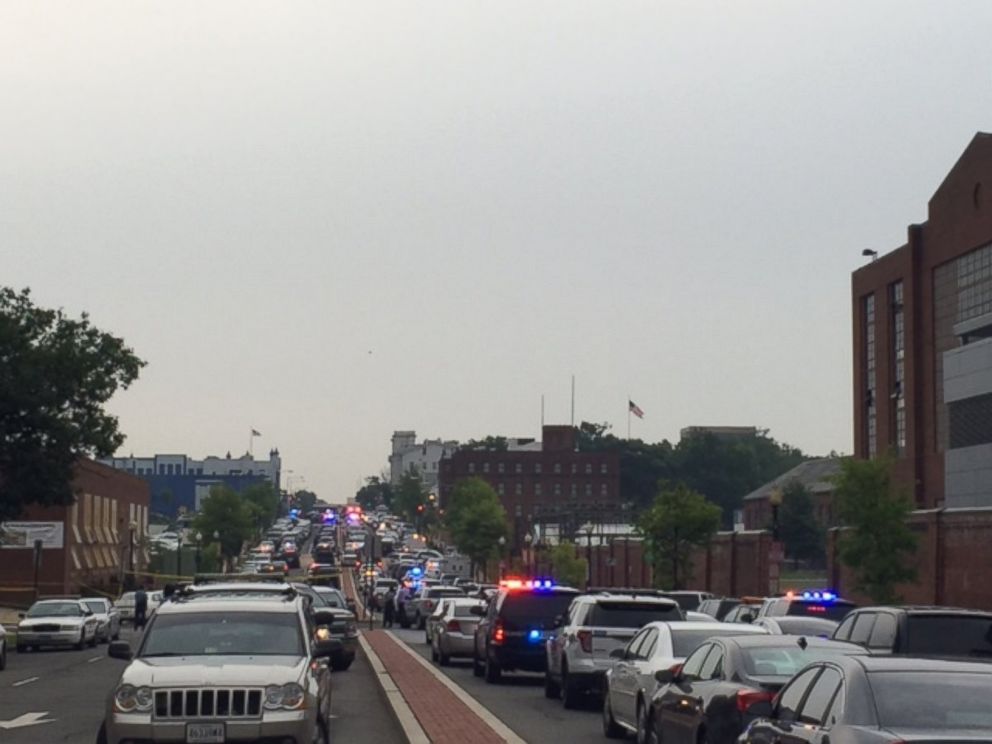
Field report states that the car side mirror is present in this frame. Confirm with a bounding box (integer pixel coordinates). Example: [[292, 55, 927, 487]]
[[654, 669, 675, 685], [609, 648, 625, 659], [746, 700, 774, 718], [313, 638, 343, 659], [108, 641, 133, 660]]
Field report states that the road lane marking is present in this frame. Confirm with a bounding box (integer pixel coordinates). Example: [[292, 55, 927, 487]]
[[88, 656, 103, 663], [12, 677, 39, 687], [0, 711, 54, 729], [384, 630, 528, 744]]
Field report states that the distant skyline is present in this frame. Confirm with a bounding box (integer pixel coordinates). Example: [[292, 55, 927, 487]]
[[4, 2, 991, 498]]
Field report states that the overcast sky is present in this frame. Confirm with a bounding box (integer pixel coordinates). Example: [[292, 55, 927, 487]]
[[3, 2, 990, 498]]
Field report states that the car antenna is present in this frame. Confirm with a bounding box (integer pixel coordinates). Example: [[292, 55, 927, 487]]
[[797, 636, 808, 650]]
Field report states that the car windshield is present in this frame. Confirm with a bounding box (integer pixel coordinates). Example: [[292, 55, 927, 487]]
[[83, 600, 106, 613], [871, 672, 992, 728], [741, 644, 861, 678], [905, 616, 992, 657], [316, 590, 346, 608], [588, 602, 682, 627], [28, 601, 81, 617], [141, 611, 303, 657], [500, 593, 577, 630]]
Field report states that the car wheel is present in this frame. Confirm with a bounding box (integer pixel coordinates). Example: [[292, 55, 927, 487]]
[[484, 651, 501, 683], [89, 631, 98, 648], [636, 700, 653, 744], [96, 721, 109, 744], [0, 640, 6, 671], [602, 691, 624, 738], [430, 644, 438, 662], [438, 647, 450, 667], [311, 714, 330, 744], [544, 670, 561, 699], [561, 665, 581, 709], [75, 632, 86, 650], [330, 656, 353, 672], [415, 613, 425, 630], [472, 650, 484, 677]]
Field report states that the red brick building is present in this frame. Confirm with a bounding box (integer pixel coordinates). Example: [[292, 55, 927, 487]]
[[0, 459, 150, 605], [852, 133, 992, 508], [438, 425, 621, 553]]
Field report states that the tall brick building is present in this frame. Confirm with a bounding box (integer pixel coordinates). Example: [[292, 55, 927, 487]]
[[438, 425, 621, 553], [852, 133, 992, 508]]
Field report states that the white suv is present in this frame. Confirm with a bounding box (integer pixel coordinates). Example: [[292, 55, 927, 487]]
[[545, 592, 683, 708]]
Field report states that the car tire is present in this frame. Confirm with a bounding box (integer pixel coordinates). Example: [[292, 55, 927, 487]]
[[484, 651, 501, 684], [75, 632, 85, 651], [472, 651, 484, 677], [561, 665, 581, 709], [438, 647, 450, 666], [330, 656, 353, 672], [636, 699, 653, 744], [89, 631, 98, 648], [311, 715, 330, 744], [430, 644, 438, 662], [415, 613, 424, 630], [544, 670, 560, 699], [96, 722, 109, 744], [0, 640, 6, 670], [602, 691, 624, 738]]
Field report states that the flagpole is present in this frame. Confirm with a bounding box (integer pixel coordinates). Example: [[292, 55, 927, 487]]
[[627, 395, 631, 440], [249, 429, 253, 458]]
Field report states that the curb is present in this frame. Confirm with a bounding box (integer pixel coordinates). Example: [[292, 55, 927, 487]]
[[383, 631, 527, 744], [358, 632, 430, 744]]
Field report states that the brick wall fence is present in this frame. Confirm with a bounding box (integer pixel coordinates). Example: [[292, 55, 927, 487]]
[[827, 507, 992, 610]]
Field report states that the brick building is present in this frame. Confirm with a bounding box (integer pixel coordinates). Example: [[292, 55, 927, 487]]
[[852, 133, 992, 508], [438, 425, 621, 553], [0, 459, 150, 605], [742, 457, 843, 531]]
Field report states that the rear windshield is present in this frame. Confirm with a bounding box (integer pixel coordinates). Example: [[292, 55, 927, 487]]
[[786, 600, 855, 621], [772, 618, 838, 637], [587, 602, 682, 627], [871, 672, 992, 728], [428, 588, 464, 598], [741, 644, 861, 678], [454, 605, 481, 617], [671, 628, 750, 656], [905, 616, 992, 657], [500, 593, 577, 629], [662, 594, 702, 611]]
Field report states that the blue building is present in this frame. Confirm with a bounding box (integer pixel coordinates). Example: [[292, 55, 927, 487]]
[[99, 450, 282, 518]]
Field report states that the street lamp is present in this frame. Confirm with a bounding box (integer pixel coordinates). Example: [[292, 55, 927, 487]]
[[498, 536, 507, 580], [128, 520, 137, 589], [194, 532, 202, 573], [176, 530, 184, 577], [769, 487, 783, 542], [524, 533, 534, 574]]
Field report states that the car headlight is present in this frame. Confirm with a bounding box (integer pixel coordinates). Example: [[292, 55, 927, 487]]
[[264, 683, 306, 710], [114, 684, 153, 712]]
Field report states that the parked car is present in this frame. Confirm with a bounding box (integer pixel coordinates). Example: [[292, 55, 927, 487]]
[[82, 597, 122, 642], [17, 598, 100, 651], [545, 592, 685, 707], [640, 635, 865, 744], [723, 603, 764, 624], [404, 585, 465, 630], [832, 605, 992, 657], [659, 591, 715, 612], [602, 622, 768, 739], [431, 598, 486, 665], [741, 656, 992, 744], [698, 597, 744, 621], [752, 616, 838, 637], [756, 591, 856, 622], [474, 581, 580, 683]]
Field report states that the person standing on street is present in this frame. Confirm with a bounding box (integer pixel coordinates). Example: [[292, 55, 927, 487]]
[[134, 585, 148, 630], [382, 587, 396, 628]]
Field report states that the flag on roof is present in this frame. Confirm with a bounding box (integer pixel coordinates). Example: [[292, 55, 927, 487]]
[[628, 400, 644, 419]]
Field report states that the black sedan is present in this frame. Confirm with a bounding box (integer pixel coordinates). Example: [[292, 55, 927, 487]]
[[741, 655, 992, 744], [645, 635, 865, 744]]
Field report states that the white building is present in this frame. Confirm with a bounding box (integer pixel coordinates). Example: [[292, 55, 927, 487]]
[[101, 450, 282, 481], [389, 432, 458, 489]]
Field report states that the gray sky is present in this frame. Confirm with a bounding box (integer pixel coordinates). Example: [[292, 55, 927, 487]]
[[3, 2, 990, 498]]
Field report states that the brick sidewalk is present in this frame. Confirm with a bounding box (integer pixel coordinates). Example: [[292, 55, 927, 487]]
[[363, 630, 506, 744]]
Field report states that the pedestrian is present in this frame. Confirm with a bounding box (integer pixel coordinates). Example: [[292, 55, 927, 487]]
[[134, 585, 148, 630], [382, 587, 396, 628], [163, 583, 175, 601]]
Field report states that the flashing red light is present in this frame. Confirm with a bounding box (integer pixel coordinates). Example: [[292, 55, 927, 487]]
[[736, 689, 776, 714], [577, 630, 593, 654], [806, 605, 827, 614], [446, 619, 461, 633], [492, 620, 506, 645]]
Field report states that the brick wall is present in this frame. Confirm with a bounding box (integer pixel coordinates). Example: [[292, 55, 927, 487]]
[[827, 507, 992, 609]]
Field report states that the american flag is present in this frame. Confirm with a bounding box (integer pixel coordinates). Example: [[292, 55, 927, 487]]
[[629, 400, 644, 419]]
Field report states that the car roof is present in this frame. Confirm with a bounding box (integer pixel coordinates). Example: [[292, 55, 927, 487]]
[[854, 605, 992, 617], [647, 621, 766, 633], [576, 594, 679, 606], [161, 595, 300, 614], [724, 634, 861, 649], [838, 654, 992, 674]]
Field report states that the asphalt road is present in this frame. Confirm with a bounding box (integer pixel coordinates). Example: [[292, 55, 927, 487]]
[[390, 627, 608, 744]]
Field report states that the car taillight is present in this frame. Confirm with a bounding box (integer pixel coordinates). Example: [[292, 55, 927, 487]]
[[424, 601, 433, 610], [736, 688, 776, 714], [577, 630, 593, 654], [493, 621, 505, 645], [446, 620, 461, 633]]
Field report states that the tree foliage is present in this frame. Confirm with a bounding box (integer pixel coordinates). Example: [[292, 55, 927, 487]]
[[192, 485, 255, 564], [291, 489, 318, 514], [833, 457, 917, 603], [638, 483, 721, 590], [443, 477, 508, 572], [356, 476, 393, 511], [393, 472, 428, 522], [460, 436, 510, 452], [549, 542, 588, 588], [0, 287, 145, 520], [578, 424, 807, 526], [778, 480, 825, 564], [241, 482, 280, 539]]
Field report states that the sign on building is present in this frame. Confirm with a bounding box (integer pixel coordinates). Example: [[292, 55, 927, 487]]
[[0, 521, 65, 549]]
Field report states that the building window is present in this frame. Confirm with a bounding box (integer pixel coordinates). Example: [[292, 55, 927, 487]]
[[158, 464, 165, 475], [554, 483, 561, 496], [498, 463, 505, 474], [585, 463, 592, 474], [515, 483, 522, 496], [864, 293, 877, 458], [483, 463, 490, 474], [585, 483, 592, 496], [554, 463, 561, 474], [468, 462, 476, 474], [515, 463, 522, 474], [891, 281, 906, 456], [497, 483, 505, 495], [601, 483, 608, 497], [601, 463, 608, 474], [535, 484, 542, 497], [571, 463, 577, 474], [570, 483, 577, 497], [535, 463, 542, 474], [949, 392, 992, 449]]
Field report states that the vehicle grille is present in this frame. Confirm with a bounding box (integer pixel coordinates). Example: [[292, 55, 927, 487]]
[[153, 689, 263, 719], [31, 624, 61, 633]]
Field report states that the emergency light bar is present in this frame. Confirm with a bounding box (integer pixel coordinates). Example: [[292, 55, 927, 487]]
[[499, 578, 555, 590]]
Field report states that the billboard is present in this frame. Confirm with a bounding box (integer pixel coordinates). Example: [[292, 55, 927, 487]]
[[0, 521, 65, 549]]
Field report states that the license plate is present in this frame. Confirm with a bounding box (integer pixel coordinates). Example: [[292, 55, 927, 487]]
[[186, 723, 225, 743]]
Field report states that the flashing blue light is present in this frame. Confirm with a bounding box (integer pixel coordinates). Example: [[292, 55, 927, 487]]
[[821, 591, 836, 601], [528, 629, 541, 642], [410, 567, 423, 577], [802, 589, 836, 602]]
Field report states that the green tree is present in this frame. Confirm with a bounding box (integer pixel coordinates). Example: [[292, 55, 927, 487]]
[[393, 472, 428, 522], [0, 287, 145, 521], [291, 489, 318, 513], [242, 482, 280, 539], [443, 477, 508, 575], [193, 485, 254, 567], [356, 476, 393, 511], [832, 457, 917, 603], [638, 483, 721, 590], [460, 436, 510, 452], [549, 543, 588, 588], [778, 480, 825, 564]]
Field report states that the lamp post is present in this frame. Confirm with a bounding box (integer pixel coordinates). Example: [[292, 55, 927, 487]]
[[498, 536, 507, 580], [769, 488, 783, 542], [128, 520, 137, 589], [212, 530, 221, 572], [176, 531, 184, 577], [194, 532, 202, 573], [524, 533, 534, 575]]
